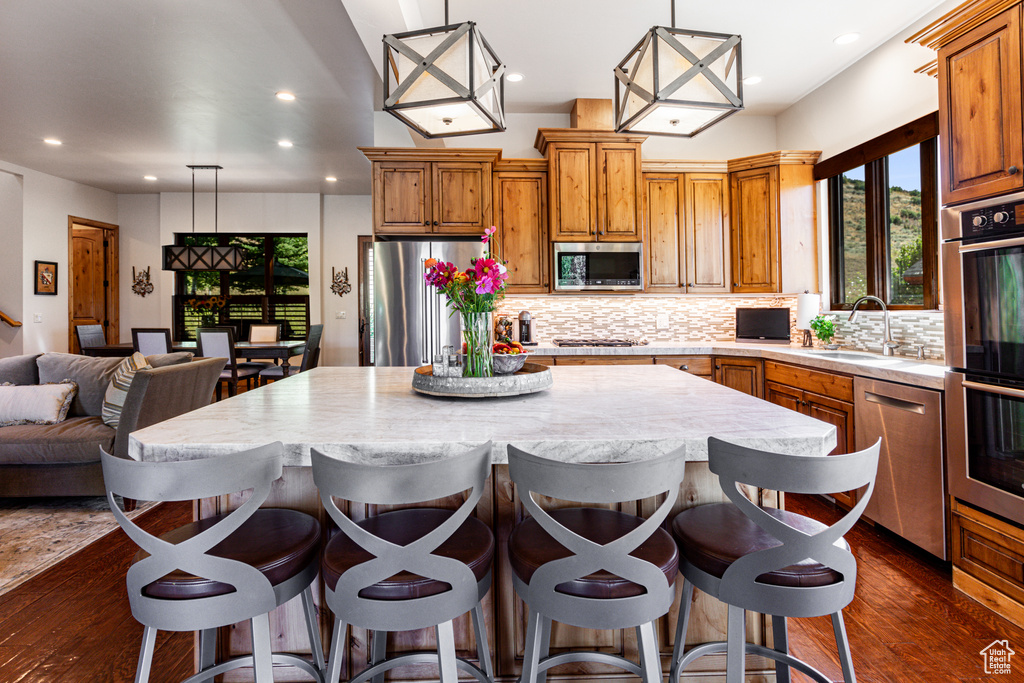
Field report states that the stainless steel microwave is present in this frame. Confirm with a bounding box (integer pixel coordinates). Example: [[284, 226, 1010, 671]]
[[552, 242, 643, 291]]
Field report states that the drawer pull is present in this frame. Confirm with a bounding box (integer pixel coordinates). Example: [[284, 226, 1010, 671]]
[[864, 391, 925, 414]]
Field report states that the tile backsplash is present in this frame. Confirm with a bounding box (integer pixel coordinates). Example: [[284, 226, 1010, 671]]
[[497, 296, 946, 362]]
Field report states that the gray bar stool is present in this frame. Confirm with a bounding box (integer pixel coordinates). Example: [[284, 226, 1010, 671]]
[[506, 445, 687, 683], [669, 436, 881, 683], [101, 442, 325, 683], [311, 443, 495, 683]]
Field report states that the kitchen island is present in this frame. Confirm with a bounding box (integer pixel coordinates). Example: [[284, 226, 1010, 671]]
[[130, 365, 836, 683]]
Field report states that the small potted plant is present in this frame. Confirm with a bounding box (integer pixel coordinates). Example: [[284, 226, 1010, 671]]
[[809, 314, 839, 349]]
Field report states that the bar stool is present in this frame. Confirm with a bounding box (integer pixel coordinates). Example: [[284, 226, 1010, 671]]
[[506, 445, 687, 683], [669, 437, 881, 683], [311, 443, 495, 683], [101, 442, 325, 683]]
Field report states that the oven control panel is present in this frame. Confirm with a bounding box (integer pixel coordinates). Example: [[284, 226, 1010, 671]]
[[962, 198, 1024, 240]]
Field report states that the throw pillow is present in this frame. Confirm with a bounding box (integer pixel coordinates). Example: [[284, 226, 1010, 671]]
[[101, 352, 152, 428], [0, 380, 79, 427]]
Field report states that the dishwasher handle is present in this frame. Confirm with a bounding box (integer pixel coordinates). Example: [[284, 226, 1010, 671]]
[[863, 390, 926, 415]]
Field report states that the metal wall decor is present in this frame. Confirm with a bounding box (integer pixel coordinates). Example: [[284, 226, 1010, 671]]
[[331, 267, 352, 298], [383, 0, 506, 138], [614, 0, 742, 138], [131, 266, 154, 298], [162, 165, 247, 271]]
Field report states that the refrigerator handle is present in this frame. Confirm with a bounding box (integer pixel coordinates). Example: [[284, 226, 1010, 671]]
[[421, 259, 429, 365]]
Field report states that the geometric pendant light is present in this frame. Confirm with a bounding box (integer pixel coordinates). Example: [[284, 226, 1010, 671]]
[[614, 2, 742, 137], [382, 1, 506, 138], [162, 165, 246, 271]]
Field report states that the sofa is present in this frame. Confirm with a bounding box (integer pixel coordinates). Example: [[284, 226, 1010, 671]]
[[0, 352, 225, 502]]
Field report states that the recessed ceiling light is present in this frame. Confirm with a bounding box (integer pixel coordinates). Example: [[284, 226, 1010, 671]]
[[834, 33, 860, 45], [325, 176, 337, 182], [43, 138, 62, 145], [506, 72, 524, 83], [276, 91, 296, 101], [278, 140, 293, 148], [743, 76, 762, 85], [143, 175, 158, 181]]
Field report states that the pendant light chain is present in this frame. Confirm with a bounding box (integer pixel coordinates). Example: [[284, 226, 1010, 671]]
[[670, 0, 675, 29], [444, 0, 449, 25]]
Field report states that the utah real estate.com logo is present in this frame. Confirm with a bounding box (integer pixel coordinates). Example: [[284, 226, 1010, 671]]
[[981, 640, 1015, 675]]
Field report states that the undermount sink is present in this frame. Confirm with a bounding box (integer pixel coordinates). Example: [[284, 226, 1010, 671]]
[[798, 350, 904, 365]]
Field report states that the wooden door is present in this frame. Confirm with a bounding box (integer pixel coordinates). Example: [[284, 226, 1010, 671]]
[[939, 5, 1024, 204], [684, 173, 730, 292], [804, 390, 857, 507], [713, 357, 763, 398], [644, 174, 684, 292], [433, 162, 491, 233], [373, 162, 431, 233], [68, 218, 118, 353], [596, 143, 642, 241], [494, 171, 549, 293], [765, 380, 804, 414], [730, 166, 779, 293], [549, 143, 597, 241]]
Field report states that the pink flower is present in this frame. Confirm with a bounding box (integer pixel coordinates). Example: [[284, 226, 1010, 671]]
[[481, 226, 497, 244], [471, 257, 508, 294]]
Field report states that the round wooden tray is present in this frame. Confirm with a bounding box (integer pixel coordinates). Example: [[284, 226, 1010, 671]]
[[412, 362, 553, 398]]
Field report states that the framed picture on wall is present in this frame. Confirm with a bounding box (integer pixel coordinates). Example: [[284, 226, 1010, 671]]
[[34, 260, 57, 295]]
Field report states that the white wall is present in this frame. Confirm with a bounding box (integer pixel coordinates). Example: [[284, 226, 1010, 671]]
[[0, 171, 25, 357], [117, 194, 162, 341], [321, 195, 371, 366]]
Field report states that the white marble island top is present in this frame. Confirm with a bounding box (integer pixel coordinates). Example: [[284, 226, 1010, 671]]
[[130, 366, 836, 466]]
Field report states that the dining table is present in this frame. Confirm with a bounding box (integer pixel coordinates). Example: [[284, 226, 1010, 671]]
[[82, 340, 306, 373]]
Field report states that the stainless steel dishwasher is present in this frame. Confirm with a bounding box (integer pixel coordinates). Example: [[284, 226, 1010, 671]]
[[854, 377, 946, 559]]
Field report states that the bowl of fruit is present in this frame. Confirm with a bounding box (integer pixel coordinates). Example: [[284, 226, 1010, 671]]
[[492, 340, 529, 374]]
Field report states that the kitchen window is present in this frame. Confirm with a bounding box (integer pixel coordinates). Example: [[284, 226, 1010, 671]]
[[172, 233, 310, 340], [817, 114, 939, 309]]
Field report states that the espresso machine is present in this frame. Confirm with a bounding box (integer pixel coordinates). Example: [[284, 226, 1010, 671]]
[[518, 310, 537, 346]]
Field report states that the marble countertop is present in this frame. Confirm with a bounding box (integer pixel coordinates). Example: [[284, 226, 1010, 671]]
[[527, 342, 949, 389], [130, 365, 836, 466]]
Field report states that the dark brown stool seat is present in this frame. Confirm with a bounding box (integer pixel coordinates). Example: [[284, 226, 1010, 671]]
[[323, 508, 494, 600], [135, 508, 321, 600], [672, 503, 848, 588], [509, 507, 678, 599]]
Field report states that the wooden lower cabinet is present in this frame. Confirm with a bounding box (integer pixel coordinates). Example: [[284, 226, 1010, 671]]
[[654, 355, 713, 377], [554, 355, 652, 366], [764, 361, 856, 507], [713, 357, 763, 398], [526, 355, 555, 367], [951, 499, 1024, 625], [204, 464, 780, 682]]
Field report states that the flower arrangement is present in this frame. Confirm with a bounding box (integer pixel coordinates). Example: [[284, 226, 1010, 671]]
[[185, 295, 230, 313], [424, 227, 510, 377]]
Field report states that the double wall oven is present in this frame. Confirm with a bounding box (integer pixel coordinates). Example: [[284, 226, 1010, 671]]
[[943, 192, 1024, 527]]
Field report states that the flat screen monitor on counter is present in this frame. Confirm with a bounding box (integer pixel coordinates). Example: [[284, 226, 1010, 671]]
[[735, 307, 791, 343]]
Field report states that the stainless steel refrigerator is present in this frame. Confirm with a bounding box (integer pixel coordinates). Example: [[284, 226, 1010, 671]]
[[373, 240, 484, 367]]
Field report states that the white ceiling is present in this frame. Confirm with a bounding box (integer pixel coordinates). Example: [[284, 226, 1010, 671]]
[[0, 0, 947, 196]]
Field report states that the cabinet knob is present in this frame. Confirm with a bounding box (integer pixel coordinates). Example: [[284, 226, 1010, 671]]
[[423, 221, 429, 226], [1011, 166, 1020, 175], [687, 283, 693, 288], [715, 364, 721, 370], [681, 364, 689, 370], [433, 220, 439, 226]]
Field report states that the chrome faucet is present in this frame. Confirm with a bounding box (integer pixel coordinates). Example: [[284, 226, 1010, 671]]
[[849, 296, 900, 356]]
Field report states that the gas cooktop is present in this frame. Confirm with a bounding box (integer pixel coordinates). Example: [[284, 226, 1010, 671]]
[[551, 338, 649, 347]]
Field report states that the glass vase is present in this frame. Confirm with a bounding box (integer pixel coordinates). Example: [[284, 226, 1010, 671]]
[[460, 311, 493, 378]]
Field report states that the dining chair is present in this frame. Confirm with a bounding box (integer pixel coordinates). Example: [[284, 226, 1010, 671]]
[[131, 328, 172, 356], [259, 324, 323, 386], [75, 324, 106, 352], [311, 442, 495, 683], [196, 326, 261, 399], [506, 445, 687, 683], [669, 437, 881, 683], [101, 442, 324, 683], [249, 323, 282, 344]]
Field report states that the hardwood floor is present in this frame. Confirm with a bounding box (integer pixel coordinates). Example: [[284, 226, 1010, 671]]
[[1, 494, 1021, 682]]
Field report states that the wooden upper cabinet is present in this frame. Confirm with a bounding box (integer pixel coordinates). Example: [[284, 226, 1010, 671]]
[[938, 5, 1024, 205], [493, 167, 549, 293], [644, 171, 729, 293], [536, 130, 646, 242], [730, 165, 779, 292], [361, 148, 499, 235]]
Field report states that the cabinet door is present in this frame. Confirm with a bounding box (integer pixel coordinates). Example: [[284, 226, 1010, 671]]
[[804, 390, 856, 507], [549, 144, 597, 241], [597, 143, 642, 241], [374, 162, 431, 233], [685, 173, 730, 292], [494, 171, 549, 293], [644, 174, 685, 291], [939, 5, 1024, 204], [713, 357, 763, 398], [730, 166, 779, 293], [433, 162, 491, 233], [765, 380, 803, 413]]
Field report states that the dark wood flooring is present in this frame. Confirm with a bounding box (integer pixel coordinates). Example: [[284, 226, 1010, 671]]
[[1, 494, 1022, 682]]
